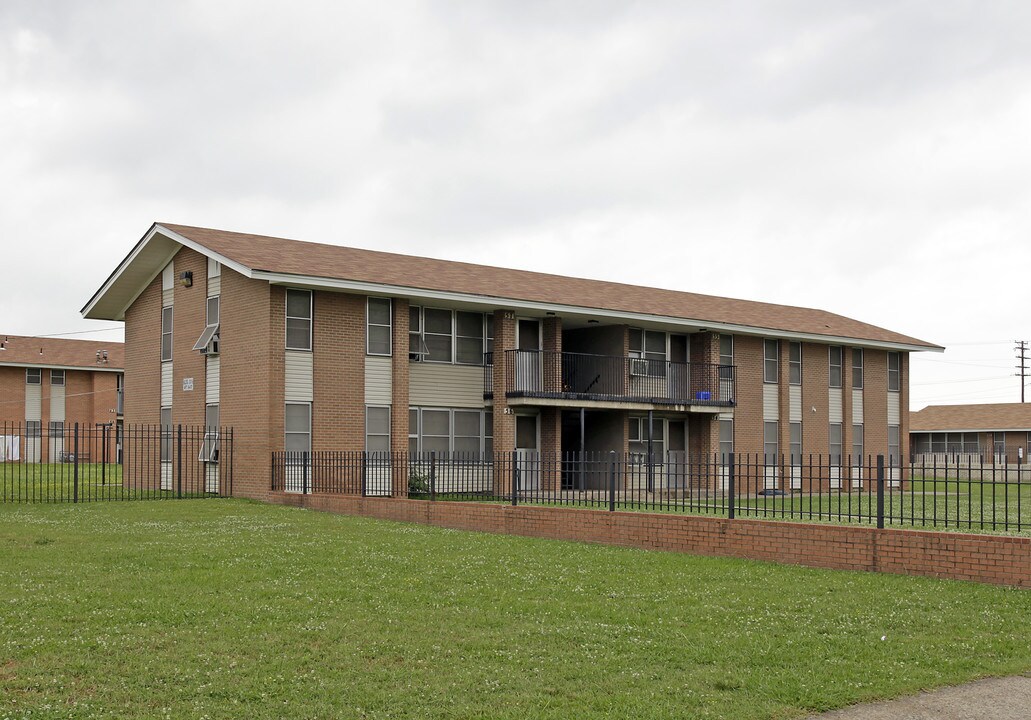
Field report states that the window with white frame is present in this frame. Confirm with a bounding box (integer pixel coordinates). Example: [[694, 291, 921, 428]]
[[409, 307, 490, 365], [719, 418, 733, 462], [26, 368, 41, 385], [200, 404, 219, 462], [26, 420, 41, 438], [49, 421, 64, 438], [888, 424, 900, 465], [160, 407, 172, 463], [161, 306, 173, 361], [829, 423, 843, 464], [285, 403, 312, 457], [365, 406, 391, 453], [763, 340, 779, 383], [887, 352, 901, 391], [994, 432, 1007, 456], [829, 346, 842, 388], [851, 348, 863, 389], [51, 370, 65, 386], [408, 407, 493, 458], [367, 298, 392, 356], [285, 290, 312, 351], [629, 416, 665, 464], [789, 342, 801, 385], [630, 329, 668, 376], [763, 421, 778, 463], [719, 335, 734, 383], [455, 311, 485, 365], [193, 295, 221, 353], [852, 424, 864, 466], [789, 421, 802, 465]]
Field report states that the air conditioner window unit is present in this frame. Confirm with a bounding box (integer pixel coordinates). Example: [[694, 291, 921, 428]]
[[629, 358, 649, 376]]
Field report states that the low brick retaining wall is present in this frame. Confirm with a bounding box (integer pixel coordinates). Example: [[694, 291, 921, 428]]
[[270, 492, 1031, 588]]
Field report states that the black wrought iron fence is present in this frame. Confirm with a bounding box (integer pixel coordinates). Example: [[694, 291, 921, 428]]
[[271, 450, 1029, 534], [0, 422, 233, 503]]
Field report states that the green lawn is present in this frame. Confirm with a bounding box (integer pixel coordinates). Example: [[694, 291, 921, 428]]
[[2, 502, 1031, 719], [0, 463, 220, 502]]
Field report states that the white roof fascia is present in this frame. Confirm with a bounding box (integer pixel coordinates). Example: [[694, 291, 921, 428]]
[[252, 270, 943, 354], [81, 224, 255, 320], [0, 361, 123, 373], [913, 427, 1031, 434]]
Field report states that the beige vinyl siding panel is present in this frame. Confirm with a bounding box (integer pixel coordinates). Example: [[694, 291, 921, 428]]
[[887, 392, 901, 425], [789, 386, 802, 423], [162, 288, 173, 306], [762, 384, 779, 421], [410, 364, 485, 408], [25, 384, 41, 422], [161, 362, 173, 406], [852, 389, 864, 424], [206, 356, 220, 404], [207, 275, 221, 297], [365, 356, 392, 405], [718, 410, 734, 421], [284, 350, 314, 402], [49, 385, 65, 422], [829, 387, 843, 423]]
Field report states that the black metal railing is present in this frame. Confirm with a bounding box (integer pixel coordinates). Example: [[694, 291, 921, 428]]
[[483, 350, 735, 406], [0, 422, 233, 503], [270, 451, 1029, 535]]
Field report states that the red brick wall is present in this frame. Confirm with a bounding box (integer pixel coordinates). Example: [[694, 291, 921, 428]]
[[170, 248, 209, 428], [731, 336, 765, 458], [0, 367, 27, 427], [220, 268, 275, 499], [272, 493, 1031, 589], [312, 291, 364, 451], [124, 274, 161, 426]]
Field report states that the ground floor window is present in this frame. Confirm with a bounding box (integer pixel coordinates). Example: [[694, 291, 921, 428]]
[[829, 423, 843, 465], [408, 407, 493, 458], [911, 432, 979, 455], [365, 406, 391, 453], [160, 407, 172, 462], [285, 403, 312, 458], [719, 418, 733, 462], [629, 416, 665, 464], [852, 424, 863, 465], [763, 421, 778, 464], [789, 422, 802, 465], [888, 425, 900, 465]]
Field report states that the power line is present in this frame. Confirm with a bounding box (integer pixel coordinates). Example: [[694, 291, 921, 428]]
[[5, 326, 124, 340]]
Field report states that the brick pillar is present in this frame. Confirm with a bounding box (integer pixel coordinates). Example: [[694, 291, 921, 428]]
[[540, 406, 562, 491], [391, 298, 410, 495], [492, 311, 517, 495], [689, 332, 722, 489]]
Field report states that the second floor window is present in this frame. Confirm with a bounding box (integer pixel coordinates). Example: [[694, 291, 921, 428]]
[[161, 306, 173, 361], [286, 289, 312, 351], [367, 298, 392, 356], [888, 352, 901, 391], [26, 368, 41, 385], [788, 342, 801, 385], [829, 346, 842, 388], [409, 307, 490, 365], [763, 340, 779, 383], [852, 348, 863, 389], [51, 370, 65, 386]]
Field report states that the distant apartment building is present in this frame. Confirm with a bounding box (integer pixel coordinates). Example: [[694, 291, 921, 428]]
[[82, 223, 941, 498], [0, 334, 123, 462], [911, 403, 1031, 464]]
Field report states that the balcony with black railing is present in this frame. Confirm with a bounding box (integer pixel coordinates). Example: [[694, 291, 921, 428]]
[[484, 350, 735, 408]]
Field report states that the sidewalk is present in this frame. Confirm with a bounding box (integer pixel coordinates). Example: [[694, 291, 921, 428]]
[[808, 675, 1031, 719]]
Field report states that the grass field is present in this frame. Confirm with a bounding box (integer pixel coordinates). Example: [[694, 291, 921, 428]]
[[2, 501, 1031, 719]]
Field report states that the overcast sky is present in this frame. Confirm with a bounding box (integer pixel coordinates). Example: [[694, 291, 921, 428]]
[[3, 1, 1030, 410]]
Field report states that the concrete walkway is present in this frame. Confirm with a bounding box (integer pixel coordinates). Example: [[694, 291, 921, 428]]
[[807, 675, 1031, 719]]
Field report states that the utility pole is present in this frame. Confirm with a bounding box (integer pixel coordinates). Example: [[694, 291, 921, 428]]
[[1016, 340, 1029, 403]]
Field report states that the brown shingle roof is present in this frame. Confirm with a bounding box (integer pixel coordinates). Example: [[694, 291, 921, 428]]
[[162, 223, 939, 349], [911, 404, 1031, 432], [0, 335, 123, 370]]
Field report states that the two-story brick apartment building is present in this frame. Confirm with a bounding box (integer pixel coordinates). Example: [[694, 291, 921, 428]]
[[82, 223, 940, 499], [0, 334, 123, 463]]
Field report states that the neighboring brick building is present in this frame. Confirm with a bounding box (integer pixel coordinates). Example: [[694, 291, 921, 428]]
[[0, 334, 123, 463], [82, 223, 941, 499], [911, 403, 1031, 464]]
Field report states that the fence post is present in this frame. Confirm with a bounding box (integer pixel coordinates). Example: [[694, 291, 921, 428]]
[[876, 454, 885, 529], [176, 425, 182, 499], [101, 424, 107, 486], [302, 452, 309, 495], [73, 422, 80, 504], [361, 451, 368, 497], [511, 450, 519, 506], [430, 452, 437, 501], [608, 451, 616, 512], [727, 451, 735, 520]]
